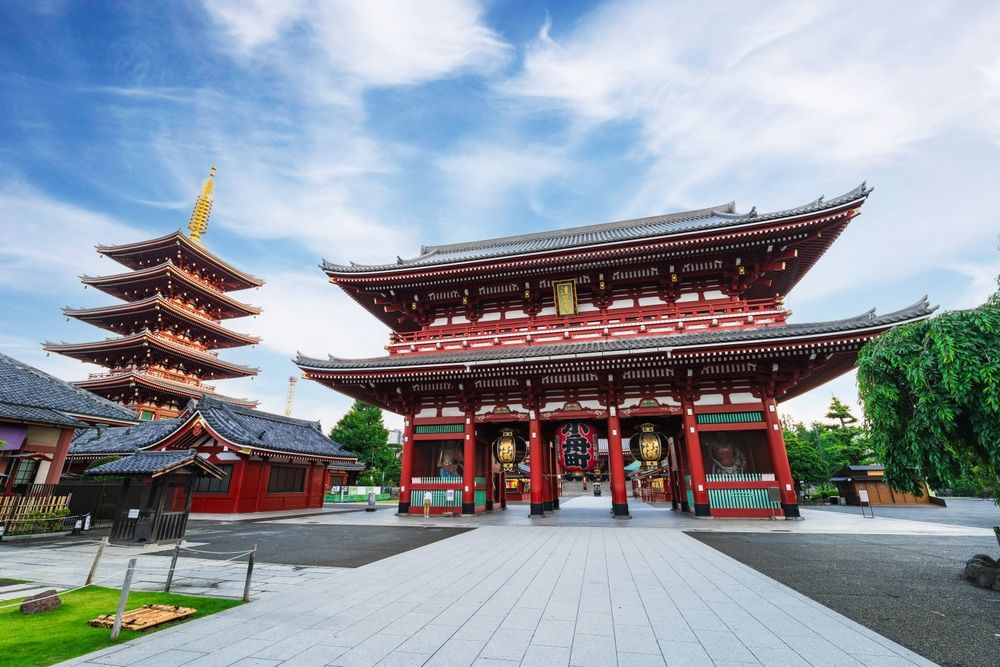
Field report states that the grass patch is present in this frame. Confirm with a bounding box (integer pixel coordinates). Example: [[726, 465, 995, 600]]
[[0, 586, 243, 667], [0, 578, 28, 586]]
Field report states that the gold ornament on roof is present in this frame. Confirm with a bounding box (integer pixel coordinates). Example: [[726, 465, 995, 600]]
[[187, 166, 216, 245]]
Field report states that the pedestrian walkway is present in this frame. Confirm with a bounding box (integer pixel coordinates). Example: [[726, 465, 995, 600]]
[[56, 497, 935, 666], [2, 538, 346, 599]]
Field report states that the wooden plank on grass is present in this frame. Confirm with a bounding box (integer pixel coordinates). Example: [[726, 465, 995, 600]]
[[89, 604, 197, 630]]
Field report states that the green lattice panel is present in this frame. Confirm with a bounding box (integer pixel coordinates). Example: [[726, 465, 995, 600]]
[[708, 487, 774, 509], [696, 411, 764, 424], [414, 424, 464, 434]]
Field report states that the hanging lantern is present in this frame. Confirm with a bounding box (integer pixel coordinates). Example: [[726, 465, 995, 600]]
[[556, 421, 597, 472], [492, 427, 527, 473], [629, 422, 666, 469]]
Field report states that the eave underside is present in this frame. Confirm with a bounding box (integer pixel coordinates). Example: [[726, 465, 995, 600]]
[[82, 261, 261, 319], [65, 297, 260, 349], [330, 202, 862, 333], [45, 332, 259, 380], [74, 372, 258, 409], [96, 231, 264, 291]]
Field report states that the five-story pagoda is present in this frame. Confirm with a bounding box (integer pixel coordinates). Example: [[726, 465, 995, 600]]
[[46, 168, 262, 420]]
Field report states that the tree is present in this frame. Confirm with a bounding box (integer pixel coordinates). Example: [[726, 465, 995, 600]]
[[825, 396, 857, 427], [782, 420, 829, 488], [329, 401, 398, 485], [857, 281, 1000, 499]]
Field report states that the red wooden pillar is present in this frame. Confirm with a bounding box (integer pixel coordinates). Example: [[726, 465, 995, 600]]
[[764, 397, 800, 518], [229, 458, 248, 513], [675, 429, 690, 512], [499, 470, 507, 509], [682, 405, 710, 516], [462, 413, 476, 514], [529, 414, 544, 516], [607, 409, 630, 518], [542, 433, 554, 512], [550, 440, 561, 510], [484, 443, 494, 511], [398, 417, 414, 515], [45, 428, 74, 484]]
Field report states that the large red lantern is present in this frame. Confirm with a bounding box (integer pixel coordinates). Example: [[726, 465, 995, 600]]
[[556, 421, 597, 472]]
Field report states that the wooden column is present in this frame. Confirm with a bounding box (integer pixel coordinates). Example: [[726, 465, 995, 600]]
[[550, 438, 561, 510], [397, 417, 414, 515], [499, 470, 507, 509], [529, 414, 545, 516], [45, 428, 74, 484], [764, 398, 800, 518], [462, 413, 476, 515], [484, 443, 494, 511], [229, 458, 248, 513], [607, 409, 630, 518], [682, 405, 710, 516], [542, 434, 553, 512]]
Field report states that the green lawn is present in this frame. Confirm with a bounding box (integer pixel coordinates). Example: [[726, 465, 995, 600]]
[[0, 586, 243, 667], [0, 578, 27, 586]]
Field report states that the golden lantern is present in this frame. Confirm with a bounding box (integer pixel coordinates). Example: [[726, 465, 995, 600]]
[[629, 423, 666, 470], [492, 427, 527, 473]]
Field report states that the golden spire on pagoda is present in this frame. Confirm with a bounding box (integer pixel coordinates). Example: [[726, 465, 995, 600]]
[[187, 166, 216, 245]]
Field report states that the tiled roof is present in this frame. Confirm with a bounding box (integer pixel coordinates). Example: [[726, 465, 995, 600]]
[[67, 396, 357, 461], [71, 419, 185, 455], [87, 449, 223, 477], [324, 184, 871, 274], [198, 396, 354, 459], [0, 352, 137, 425], [296, 297, 933, 372]]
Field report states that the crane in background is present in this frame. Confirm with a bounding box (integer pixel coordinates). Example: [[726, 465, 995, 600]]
[[284, 375, 298, 416]]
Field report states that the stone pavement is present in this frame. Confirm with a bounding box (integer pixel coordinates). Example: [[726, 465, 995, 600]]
[[53, 497, 937, 666], [0, 538, 346, 599]]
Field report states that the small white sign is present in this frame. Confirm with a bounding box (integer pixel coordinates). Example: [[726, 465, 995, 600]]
[[859, 490, 870, 503], [761, 473, 776, 482], [127, 509, 140, 519], [446, 490, 455, 502]]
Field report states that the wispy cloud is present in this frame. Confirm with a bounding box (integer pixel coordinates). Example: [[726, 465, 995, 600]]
[[207, 0, 511, 88], [0, 182, 146, 294]]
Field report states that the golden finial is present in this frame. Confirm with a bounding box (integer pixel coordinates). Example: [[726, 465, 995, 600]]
[[187, 166, 216, 245]]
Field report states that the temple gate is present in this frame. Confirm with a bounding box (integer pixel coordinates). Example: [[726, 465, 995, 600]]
[[299, 184, 932, 519]]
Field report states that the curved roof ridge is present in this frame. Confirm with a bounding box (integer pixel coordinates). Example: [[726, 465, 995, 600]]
[[323, 183, 872, 275]]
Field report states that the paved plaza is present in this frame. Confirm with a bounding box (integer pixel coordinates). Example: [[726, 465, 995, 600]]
[[4, 496, 990, 666]]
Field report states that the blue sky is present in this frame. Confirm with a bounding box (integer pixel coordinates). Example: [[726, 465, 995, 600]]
[[2, 1, 998, 433]]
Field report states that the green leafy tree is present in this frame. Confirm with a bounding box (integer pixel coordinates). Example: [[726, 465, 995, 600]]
[[825, 396, 858, 427], [329, 401, 399, 485], [782, 419, 829, 488], [857, 281, 1000, 499]]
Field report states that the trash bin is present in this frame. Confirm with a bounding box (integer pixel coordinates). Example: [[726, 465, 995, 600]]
[[593, 483, 602, 497]]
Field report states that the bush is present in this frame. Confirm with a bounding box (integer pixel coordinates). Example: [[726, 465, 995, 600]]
[[9, 508, 71, 535]]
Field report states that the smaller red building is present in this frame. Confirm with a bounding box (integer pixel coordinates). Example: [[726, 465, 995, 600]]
[[68, 396, 360, 513]]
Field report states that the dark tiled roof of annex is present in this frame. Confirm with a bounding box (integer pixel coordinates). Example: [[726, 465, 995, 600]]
[[0, 352, 137, 426], [323, 184, 871, 274], [197, 396, 354, 459], [71, 419, 184, 455], [87, 449, 222, 477]]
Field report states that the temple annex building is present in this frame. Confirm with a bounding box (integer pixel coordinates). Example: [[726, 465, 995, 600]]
[[298, 184, 933, 520]]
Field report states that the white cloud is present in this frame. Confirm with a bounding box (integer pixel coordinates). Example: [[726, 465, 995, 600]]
[[207, 0, 511, 88], [0, 182, 146, 294], [436, 143, 566, 219], [250, 269, 391, 360], [506, 0, 1000, 209]]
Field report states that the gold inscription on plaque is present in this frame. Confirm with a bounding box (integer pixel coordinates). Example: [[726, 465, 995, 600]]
[[553, 280, 577, 316]]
